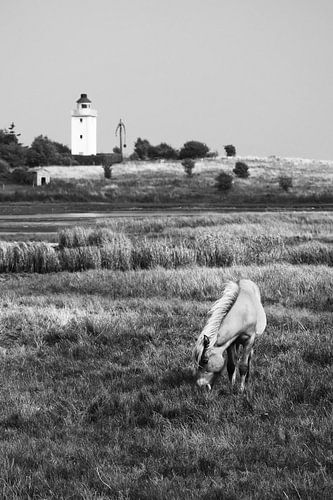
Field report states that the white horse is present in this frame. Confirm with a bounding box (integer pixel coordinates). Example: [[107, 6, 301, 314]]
[[193, 279, 266, 391]]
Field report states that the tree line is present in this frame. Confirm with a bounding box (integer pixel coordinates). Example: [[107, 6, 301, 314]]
[[0, 123, 237, 183], [0, 124, 73, 170], [131, 138, 217, 161]]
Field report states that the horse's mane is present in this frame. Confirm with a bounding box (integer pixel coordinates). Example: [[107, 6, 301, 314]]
[[193, 281, 240, 366]]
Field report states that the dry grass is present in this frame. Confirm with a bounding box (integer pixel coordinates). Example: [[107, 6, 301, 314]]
[[1, 156, 333, 205], [1, 212, 333, 273]]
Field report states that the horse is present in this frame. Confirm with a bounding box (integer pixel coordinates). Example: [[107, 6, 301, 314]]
[[193, 279, 266, 391]]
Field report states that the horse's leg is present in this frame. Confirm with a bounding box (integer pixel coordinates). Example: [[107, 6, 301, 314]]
[[239, 338, 254, 392], [227, 343, 238, 388], [246, 348, 253, 383]]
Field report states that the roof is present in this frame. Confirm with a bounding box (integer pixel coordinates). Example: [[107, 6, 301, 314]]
[[29, 167, 51, 174], [76, 93, 92, 104]]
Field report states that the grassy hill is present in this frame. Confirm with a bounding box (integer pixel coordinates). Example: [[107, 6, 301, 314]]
[[1, 156, 333, 207]]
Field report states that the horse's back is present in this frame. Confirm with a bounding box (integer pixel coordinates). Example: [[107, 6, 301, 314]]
[[238, 279, 266, 335], [217, 279, 266, 343]]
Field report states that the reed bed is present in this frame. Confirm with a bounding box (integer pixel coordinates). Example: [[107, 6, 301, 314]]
[[77, 212, 333, 236], [1, 230, 333, 273]]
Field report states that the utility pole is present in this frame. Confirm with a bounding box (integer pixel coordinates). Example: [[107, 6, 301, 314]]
[[115, 119, 126, 161]]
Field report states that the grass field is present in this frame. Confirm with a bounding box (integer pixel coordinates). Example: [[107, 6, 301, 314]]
[[0, 212, 332, 499], [1, 156, 333, 206]]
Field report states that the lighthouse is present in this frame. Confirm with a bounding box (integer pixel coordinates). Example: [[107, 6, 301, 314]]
[[71, 93, 97, 155]]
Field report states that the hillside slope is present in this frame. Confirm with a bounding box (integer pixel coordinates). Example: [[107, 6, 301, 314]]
[[0, 156, 332, 207]]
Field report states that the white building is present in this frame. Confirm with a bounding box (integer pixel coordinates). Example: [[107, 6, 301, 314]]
[[31, 168, 51, 186], [71, 93, 97, 155]]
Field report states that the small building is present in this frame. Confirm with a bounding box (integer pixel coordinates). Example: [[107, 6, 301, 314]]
[[31, 168, 51, 186]]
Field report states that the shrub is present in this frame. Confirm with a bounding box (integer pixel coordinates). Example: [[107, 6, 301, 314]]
[[181, 159, 195, 177], [279, 176, 293, 192], [103, 165, 112, 179], [148, 143, 179, 160], [224, 145, 236, 156], [179, 141, 209, 159], [233, 161, 249, 178], [129, 152, 140, 161], [206, 151, 218, 158], [11, 168, 33, 184], [215, 171, 233, 191]]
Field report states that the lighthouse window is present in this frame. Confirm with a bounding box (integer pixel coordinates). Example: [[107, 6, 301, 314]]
[[80, 118, 83, 122], [82, 104, 87, 108], [80, 135, 83, 139]]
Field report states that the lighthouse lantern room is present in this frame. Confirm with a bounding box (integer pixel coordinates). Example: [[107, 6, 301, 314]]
[[71, 93, 97, 155]]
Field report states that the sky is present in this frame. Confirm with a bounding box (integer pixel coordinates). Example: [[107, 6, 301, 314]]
[[1, 0, 333, 159]]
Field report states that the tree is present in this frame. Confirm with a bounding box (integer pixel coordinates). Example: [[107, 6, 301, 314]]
[[179, 141, 209, 159], [0, 159, 10, 179], [149, 143, 179, 160], [224, 144, 236, 157], [233, 161, 249, 178], [216, 171, 233, 191], [134, 138, 151, 160], [11, 168, 34, 184], [0, 125, 26, 168], [26, 136, 72, 167]]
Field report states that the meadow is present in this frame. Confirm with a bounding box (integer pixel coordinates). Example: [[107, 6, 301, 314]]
[[0, 212, 332, 499], [1, 156, 333, 207]]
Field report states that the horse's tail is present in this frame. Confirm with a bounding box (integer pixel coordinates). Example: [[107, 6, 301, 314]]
[[193, 281, 240, 366]]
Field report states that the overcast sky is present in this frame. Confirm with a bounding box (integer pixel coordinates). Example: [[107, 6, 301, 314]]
[[1, 0, 333, 159]]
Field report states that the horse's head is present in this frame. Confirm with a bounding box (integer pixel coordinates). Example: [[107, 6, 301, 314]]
[[195, 335, 226, 390]]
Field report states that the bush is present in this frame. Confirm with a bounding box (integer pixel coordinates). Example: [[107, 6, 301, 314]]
[[179, 141, 209, 159], [279, 176, 293, 192], [129, 152, 140, 161], [233, 161, 249, 178], [11, 168, 34, 184], [148, 143, 179, 160], [224, 145, 236, 156], [215, 171, 233, 191], [206, 151, 218, 158], [181, 159, 195, 177], [103, 165, 112, 179]]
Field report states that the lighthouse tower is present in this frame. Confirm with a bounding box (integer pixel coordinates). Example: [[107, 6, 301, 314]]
[[71, 93, 97, 155]]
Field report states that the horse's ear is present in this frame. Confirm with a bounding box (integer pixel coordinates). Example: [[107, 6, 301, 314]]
[[203, 335, 209, 348]]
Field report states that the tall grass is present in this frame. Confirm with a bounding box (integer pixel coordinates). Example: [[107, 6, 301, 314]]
[[0, 242, 59, 273], [58, 226, 131, 249], [1, 230, 333, 273]]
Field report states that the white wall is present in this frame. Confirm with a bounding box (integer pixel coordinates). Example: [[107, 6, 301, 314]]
[[71, 111, 97, 155], [36, 166, 104, 180]]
